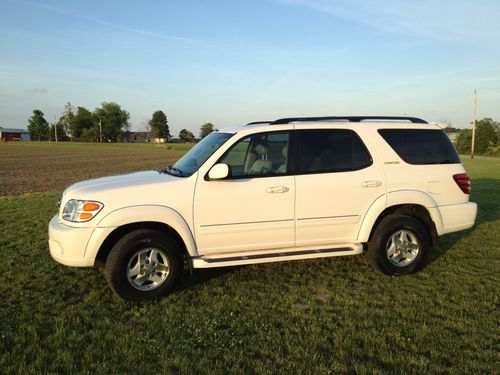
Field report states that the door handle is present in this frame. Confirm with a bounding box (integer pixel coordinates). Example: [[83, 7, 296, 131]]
[[361, 180, 382, 188], [266, 186, 289, 194]]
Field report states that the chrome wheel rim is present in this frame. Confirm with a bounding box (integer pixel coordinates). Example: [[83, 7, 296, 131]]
[[127, 247, 170, 291], [386, 229, 420, 267]]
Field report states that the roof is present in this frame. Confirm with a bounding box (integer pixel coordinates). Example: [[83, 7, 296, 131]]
[[0, 128, 29, 133], [217, 116, 432, 135]]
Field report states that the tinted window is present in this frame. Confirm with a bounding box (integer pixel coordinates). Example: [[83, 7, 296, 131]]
[[298, 130, 372, 173], [378, 129, 460, 165], [220, 131, 289, 177]]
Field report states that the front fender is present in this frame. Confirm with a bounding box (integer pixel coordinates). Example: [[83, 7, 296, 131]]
[[96, 205, 198, 257]]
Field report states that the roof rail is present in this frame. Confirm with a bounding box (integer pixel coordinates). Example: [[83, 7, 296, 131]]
[[246, 121, 273, 126], [270, 116, 428, 125]]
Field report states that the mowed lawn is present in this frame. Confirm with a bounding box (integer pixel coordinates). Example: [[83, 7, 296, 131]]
[[0, 142, 498, 374]]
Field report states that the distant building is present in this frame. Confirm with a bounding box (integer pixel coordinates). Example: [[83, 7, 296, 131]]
[[442, 125, 460, 144], [121, 132, 171, 143], [0, 127, 30, 141], [122, 131, 150, 143], [447, 132, 459, 144]]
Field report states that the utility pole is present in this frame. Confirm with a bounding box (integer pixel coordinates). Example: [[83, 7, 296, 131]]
[[54, 115, 58, 143], [471, 89, 477, 159], [99, 118, 103, 143]]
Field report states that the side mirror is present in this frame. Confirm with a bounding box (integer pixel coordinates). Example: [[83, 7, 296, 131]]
[[208, 163, 230, 180]]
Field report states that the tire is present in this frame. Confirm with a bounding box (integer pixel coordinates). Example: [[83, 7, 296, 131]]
[[366, 214, 430, 275], [105, 229, 184, 301]]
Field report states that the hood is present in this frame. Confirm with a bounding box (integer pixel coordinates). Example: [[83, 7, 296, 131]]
[[65, 170, 178, 198]]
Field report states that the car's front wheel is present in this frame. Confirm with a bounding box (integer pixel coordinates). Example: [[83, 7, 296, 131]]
[[105, 229, 183, 301], [366, 214, 430, 275]]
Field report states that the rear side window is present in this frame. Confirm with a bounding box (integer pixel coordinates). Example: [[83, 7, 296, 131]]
[[298, 129, 372, 173], [378, 129, 460, 165]]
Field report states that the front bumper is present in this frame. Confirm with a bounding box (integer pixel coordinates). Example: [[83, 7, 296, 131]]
[[48, 215, 95, 267]]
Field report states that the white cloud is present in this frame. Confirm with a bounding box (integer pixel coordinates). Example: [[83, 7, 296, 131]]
[[31, 87, 47, 94], [13, 0, 197, 44], [88, 18, 196, 43]]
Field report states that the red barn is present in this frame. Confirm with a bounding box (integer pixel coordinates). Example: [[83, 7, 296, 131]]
[[0, 128, 31, 141]]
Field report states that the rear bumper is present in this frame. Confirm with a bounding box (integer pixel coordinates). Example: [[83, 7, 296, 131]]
[[437, 202, 477, 235]]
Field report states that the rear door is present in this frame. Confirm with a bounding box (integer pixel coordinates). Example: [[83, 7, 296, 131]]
[[294, 128, 385, 247]]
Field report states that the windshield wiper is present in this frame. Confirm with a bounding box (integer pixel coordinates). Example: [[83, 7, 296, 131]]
[[170, 166, 185, 176], [159, 165, 186, 177]]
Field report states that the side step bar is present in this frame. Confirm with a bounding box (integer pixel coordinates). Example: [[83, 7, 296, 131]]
[[192, 244, 363, 268]]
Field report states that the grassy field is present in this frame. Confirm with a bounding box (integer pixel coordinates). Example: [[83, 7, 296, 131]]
[[0, 142, 192, 196], [0, 143, 498, 374]]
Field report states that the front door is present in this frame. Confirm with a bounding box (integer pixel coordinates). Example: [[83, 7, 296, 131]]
[[194, 130, 295, 255]]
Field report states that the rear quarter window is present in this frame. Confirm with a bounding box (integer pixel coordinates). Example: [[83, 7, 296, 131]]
[[378, 129, 460, 165]]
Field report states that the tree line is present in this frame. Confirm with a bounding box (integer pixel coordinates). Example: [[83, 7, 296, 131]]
[[28, 102, 131, 142], [26, 107, 499, 151], [455, 118, 499, 156], [178, 123, 218, 142], [27, 102, 217, 142]]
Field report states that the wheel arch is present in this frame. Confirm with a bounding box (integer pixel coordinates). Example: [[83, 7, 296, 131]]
[[368, 204, 439, 249], [358, 191, 442, 248], [92, 205, 197, 266], [94, 221, 190, 266]]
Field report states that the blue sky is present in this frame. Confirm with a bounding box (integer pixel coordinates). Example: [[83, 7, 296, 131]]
[[1, 0, 499, 135]]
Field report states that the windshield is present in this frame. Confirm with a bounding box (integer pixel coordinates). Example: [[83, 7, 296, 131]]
[[165, 132, 233, 177]]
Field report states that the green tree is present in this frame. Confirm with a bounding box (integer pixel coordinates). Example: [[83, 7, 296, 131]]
[[81, 126, 99, 142], [456, 118, 498, 154], [179, 129, 195, 143], [455, 129, 472, 154], [49, 120, 68, 141], [199, 122, 216, 139], [72, 107, 94, 139], [149, 110, 170, 140], [475, 118, 498, 153], [58, 102, 75, 140], [27, 109, 50, 141], [93, 102, 130, 142]]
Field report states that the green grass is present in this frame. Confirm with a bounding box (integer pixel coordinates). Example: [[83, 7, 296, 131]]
[[0, 149, 498, 374]]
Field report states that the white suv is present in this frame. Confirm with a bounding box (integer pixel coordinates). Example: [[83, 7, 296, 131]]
[[48, 116, 477, 301]]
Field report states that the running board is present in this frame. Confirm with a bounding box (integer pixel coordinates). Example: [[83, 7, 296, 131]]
[[191, 244, 363, 268]]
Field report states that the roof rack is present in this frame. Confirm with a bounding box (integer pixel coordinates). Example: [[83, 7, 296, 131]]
[[270, 116, 428, 125], [246, 121, 273, 126]]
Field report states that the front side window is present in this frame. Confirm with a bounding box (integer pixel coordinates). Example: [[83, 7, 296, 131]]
[[170, 132, 233, 176], [220, 131, 289, 178], [297, 129, 372, 173]]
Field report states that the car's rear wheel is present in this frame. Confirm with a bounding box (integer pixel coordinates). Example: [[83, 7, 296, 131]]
[[105, 229, 183, 301], [366, 214, 430, 275]]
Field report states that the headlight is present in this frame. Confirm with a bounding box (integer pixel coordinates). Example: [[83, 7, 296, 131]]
[[62, 199, 104, 223]]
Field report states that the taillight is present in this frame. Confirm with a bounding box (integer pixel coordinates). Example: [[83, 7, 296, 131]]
[[453, 173, 471, 194]]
